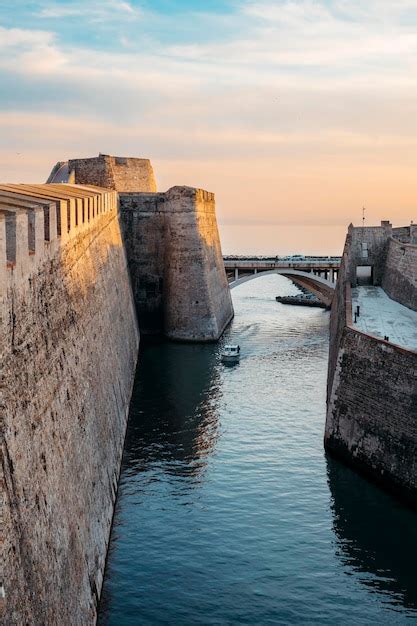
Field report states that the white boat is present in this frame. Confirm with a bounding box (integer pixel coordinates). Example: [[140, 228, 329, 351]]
[[221, 344, 241, 363]]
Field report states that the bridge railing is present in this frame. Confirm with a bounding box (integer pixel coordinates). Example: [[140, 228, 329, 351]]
[[224, 260, 341, 269], [223, 256, 342, 262], [225, 262, 341, 287]]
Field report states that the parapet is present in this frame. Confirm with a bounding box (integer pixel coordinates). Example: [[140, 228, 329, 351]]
[[392, 223, 417, 244], [120, 186, 216, 213], [0, 183, 117, 294], [47, 154, 157, 193]]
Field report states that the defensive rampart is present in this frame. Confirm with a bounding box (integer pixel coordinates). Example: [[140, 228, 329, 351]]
[[382, 237, 417, 311], [325, 221, 417, 504], [48, 154, 157, 192], [121, 187, 234, 341], [2, 154, 234, 624], [0, 184, 139, 624], [47, 154, 234, 341]]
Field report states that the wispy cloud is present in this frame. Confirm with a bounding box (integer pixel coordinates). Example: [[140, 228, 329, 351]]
[[37, 0, 140, 20], [0, 25, 66, 73], [169, 0, 417, 76]]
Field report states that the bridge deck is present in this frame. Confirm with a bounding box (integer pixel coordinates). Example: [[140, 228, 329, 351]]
[[224, 259, 341, 269], [351, 286, 417, 350]]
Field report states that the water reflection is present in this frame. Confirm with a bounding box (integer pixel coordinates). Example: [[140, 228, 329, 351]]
[[327, 456, 417, 612], [122, 339, 221, 480], [99, 275, 417, 625]]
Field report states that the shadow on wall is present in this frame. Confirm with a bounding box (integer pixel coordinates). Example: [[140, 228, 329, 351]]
[[2, 194, 139, 626], [327, 456, 417, 613]]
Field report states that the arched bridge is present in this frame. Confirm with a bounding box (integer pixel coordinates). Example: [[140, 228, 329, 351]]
[[223, 256, 341, 307]]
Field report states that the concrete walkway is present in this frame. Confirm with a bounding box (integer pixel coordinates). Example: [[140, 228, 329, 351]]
[[351, 286, 417, 351]]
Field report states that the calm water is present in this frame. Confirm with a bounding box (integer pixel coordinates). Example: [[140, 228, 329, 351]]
[[98, 275, 417, 625]]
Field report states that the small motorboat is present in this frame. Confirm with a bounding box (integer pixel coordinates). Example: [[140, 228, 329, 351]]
[[221, 344, 241, 363]]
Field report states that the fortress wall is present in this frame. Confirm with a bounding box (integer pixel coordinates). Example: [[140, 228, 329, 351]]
[[327, 237, 351, 401], [326, 224, 417, 505], [120, 192, 166, 334], [47, 155, 233, 342], [345, 223, 391, 285], [382, 237, 417, 312], [119, 187, 234, 342], [67, 155, 157, 192], [163, 187, 233, 341], [327, 221, 408, 397], [392, 224, 417, 243], [325, 321, 417, 503], [1, 190, 139, 625]]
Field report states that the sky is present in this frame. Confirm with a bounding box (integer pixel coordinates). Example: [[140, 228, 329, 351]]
[[1, 0, 417, 254]]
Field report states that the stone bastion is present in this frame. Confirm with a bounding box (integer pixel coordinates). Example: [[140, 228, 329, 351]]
[[325, 221, 417, 505], [1, 155, 233, 624]]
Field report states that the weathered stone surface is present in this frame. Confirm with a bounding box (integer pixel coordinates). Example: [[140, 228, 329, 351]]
[[120, 192, 166, 335], [47, 154, 157, 193], [383, 237, 417, 312], [163, 187, 234, 341], [326, 220, 417, 505], [120, 186, 234, 341], [344, 222, 392, 285], [326, 328, 417, 500], [1, 156, 234, 624], [0, 186, 139, 625], [48, 154, 233, 341]]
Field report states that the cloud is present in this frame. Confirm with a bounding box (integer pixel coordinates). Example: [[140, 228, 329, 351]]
[[37, 0, 140, 20], [0, 25, 54, 47], [0, 25, 66, 74], [5, 0, 417, 87], [1, 0, 417, 248], [168, 0, 417, 75]]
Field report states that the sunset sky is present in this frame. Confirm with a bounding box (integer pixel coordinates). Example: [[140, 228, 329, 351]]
[[1, 0, 417, 254]]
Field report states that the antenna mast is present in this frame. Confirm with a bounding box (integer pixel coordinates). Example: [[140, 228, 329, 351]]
[[362, 207, 366, 228]]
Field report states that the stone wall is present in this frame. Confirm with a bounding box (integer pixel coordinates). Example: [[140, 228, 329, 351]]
[[47, 154, 233, 341], [1, 186, 139, 624], [163, 187, 234, 341], [1, 156, 234, 623], [48, 154, 157, 193], [120, 187, 234, 341], [120, 192, 166, 335], [345, 222, 392, 285], [392, 224, 417, 244], [382, 237, 417, 312], [325, 322, 417, 503], [327, 235, 351, 401], [326, 222, 417, 506]]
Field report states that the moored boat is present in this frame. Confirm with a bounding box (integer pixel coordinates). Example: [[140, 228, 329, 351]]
[[221, 345, 241, 363]]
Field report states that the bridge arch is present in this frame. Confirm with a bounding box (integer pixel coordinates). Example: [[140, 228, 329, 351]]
[[229, 269, 335, 307]]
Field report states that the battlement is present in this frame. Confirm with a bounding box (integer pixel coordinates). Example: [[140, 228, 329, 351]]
[[47, 154, 157, 193], [0, 183, 117, 293]]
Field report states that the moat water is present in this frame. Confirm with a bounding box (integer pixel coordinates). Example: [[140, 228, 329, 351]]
[[98, 275, 417, 625]]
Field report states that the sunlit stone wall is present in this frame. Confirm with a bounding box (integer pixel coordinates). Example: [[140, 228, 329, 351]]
[[48, 154, 157, 193], [46, 154, 233, 341], [120, 186, 234, 341], [326, 222, 417, 506], [163, 186, 234, 341], [0, 185, 139, 625]]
